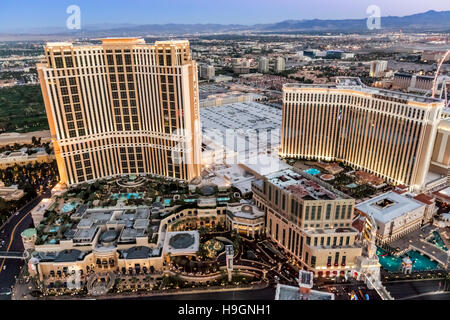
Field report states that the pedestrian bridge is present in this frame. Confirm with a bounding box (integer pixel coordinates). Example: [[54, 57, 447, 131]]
[[0, 251, 29, 260]]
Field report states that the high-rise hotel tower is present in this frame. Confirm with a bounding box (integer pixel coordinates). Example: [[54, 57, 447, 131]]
[[37, 38, 201, 185], [280, 78, 444, 190]]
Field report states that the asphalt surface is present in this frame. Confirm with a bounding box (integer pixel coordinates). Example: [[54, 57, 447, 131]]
[[0, 189, 51, 296], [384, 279, 448, 300]]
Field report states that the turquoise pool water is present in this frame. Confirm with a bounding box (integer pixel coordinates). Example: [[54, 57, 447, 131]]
[[377, 248, 402, 271], [428, 231, 448, 251], [111, 192, 143, 200], [163, 199, 171, 206], [184, 199, 196, 203], [408, 250, 438, 271], [48, 239, 57, 244], [376, 248, 438, 272], [346, 183, 358, 189], [304, 168, 321, 175], [61, 202, 78, 213], [49, 226, 59, 233], [217, 197, 230, 202]]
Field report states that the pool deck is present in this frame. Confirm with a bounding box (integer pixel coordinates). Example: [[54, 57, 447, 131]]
[[388, 225, 449, 269]]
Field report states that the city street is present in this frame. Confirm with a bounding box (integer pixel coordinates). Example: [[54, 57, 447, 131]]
[[384, 279, 448, 300], [0, 188, 51, 299]]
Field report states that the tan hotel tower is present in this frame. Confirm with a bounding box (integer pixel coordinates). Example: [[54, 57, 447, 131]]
[[37, 38, 201, 185], [280, 78, 445, 190]]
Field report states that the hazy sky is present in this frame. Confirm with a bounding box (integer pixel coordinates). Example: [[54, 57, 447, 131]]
[[1, 0, 449, 31]]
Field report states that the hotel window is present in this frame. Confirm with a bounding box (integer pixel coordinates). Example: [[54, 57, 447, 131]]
[[313, 238, 318, 246], [317, 206, 322, 220], [339, 237, 343, 246], [335, 205, 340, 219], [326, 204, 331, 219], [341, 205, 346, 219], [305, 206, 309, 220], [346, 205, 352, 219], [326, 237, 330, 246], [306, 236, 311, 245], [334, 252, 340, 265], [333, 237, 337, 246], [320, 237, 324, 246], [345, 236, 350, 246], [310, 256, 316, 268]]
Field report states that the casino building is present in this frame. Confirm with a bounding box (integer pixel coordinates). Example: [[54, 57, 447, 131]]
[[252, 168, 362, 277], [280, 77, 445, 191], [37, 38, 202, 186]]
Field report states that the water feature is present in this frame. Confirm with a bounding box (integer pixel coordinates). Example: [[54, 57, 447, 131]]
[[111, 192, 143, 201], [376, 247, 439, 272], [61, 202, 78, 213], [304, 168, 321, 175], [428, 231, 448, 251]]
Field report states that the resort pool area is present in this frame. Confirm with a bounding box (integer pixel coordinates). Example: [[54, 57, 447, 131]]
[[49, 226, 59, 233], [377, 248, 402, 271], [304, 168, 321, 176], [428, 231, 448, 251], [184, 199, 196, 203], [216, 197, 230, 202], [163, 199, 171, 206], [376, 248, 439, 272], [111, 192, 143, 200], [408, 250, 438, 271], [346, 183, 358, 189], [61, 202, 78, 213]]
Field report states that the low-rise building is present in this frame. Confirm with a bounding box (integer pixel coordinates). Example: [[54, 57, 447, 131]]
[[0, 182, 24, 201], [225, 202, 265, 238], [355, 191, 427, 244]]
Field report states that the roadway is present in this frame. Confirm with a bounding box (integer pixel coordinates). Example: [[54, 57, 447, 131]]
[[0, 188, 52, 296], [384, 279, 448, 300]]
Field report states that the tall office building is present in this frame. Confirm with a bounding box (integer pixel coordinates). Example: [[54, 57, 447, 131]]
[[280, 77, 444, 190], [258, 57, 269, 73], [200, 64, 215, 80], [369, 60, 388, 78], [37, 38, 202, 186], [274, 57, 286, 73]]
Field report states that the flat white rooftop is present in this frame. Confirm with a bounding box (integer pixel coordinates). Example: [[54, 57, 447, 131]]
[[356, 191, 424, 224], [200, 101, 281, 157], [275, 284, 335, 300]]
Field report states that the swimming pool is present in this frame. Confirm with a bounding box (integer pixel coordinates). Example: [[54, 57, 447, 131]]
[[304, 168, 321, 176], [217, 197, 230, 202], [346, 183, 358, 189], [49, 226, 59, 233], [61, 202, 78, 213], [163, 199, 171, 206], [408, 250, 438, 271], [184, 199, 196, 203], [376, 248, 439, 272], [428, 231, 448, 251], [111, 192, 143, 200]]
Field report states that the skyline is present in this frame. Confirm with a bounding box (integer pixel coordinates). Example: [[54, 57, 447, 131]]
[[0, 0, 450, 32]]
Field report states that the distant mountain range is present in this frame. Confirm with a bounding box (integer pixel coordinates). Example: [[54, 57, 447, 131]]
[[2, 10, 450, 38]]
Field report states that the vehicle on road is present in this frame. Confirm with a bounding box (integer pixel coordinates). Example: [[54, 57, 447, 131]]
[[2, 266, 6, 271]]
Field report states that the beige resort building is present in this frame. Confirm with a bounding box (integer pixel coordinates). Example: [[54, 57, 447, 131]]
[[252, 168, 362, 277], [37, 38, 202, 186]]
